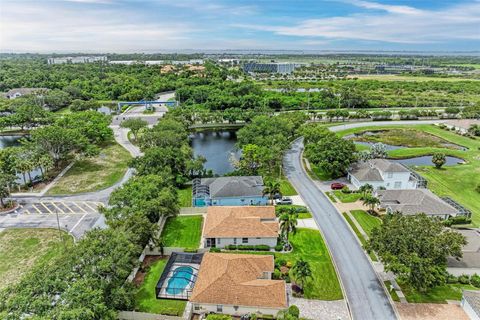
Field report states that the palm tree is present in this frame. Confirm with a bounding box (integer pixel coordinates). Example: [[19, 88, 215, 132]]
[[263, 180, 281, 205], [358, 183, 373, 199], [279, 211, 298, 248], [362, 194, 380, 213], [292, 258, 312, 289]]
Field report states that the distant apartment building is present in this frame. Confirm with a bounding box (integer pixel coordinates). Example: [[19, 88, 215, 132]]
[[47, 56, 107, 64], [242, 62, 296, 74]]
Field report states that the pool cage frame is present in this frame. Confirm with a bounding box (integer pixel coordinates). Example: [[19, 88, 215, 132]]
[[155, 252, 204, 300]]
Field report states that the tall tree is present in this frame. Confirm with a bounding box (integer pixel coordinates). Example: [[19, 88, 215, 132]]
[[263, 180, 281, 205], [432, 152, 446, 169], [120, 118, 148, 141], [292, 259, 312, 290]]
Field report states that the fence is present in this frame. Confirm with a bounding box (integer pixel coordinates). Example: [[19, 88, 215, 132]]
[[118, 311, 182, 320], [179, 207, 207, 215]]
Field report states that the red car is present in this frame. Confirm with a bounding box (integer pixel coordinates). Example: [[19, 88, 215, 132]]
[[330, 182, 346, 190]]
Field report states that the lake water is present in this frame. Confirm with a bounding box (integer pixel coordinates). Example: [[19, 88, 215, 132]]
[[190, 130, 240, 175], [391, 156, 465, 167]]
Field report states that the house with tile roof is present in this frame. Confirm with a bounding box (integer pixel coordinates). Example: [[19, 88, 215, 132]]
[[3, 88, 48, 99], [202, 206, 279, 248], [348, 159, 418, 190], [192, 176, 268, 207], [190, 253, 287, 317], [461, 290, 480, 320], [375, 189, 460, 219]]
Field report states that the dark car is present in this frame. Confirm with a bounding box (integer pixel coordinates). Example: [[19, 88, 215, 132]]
[[330, 182, 346, 190]]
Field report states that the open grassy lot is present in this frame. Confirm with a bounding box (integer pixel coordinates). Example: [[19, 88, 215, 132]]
[[47, 141, 131, 195], [135, 258, 186, 315], [333, 191, 362, 203], [0, 228, 72, 290], [348, 74, 480, 82], [337, 124, 480, 227], [278, 228, 343, 300], [161, 215, 203, 248], [178, 186, 192, 207], [350, 210, 382, 236], [279, 177, 298, 196], [399, 282, 477, 303]]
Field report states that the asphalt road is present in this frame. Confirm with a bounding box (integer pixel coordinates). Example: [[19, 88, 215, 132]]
[[283, 139, 397, 320]]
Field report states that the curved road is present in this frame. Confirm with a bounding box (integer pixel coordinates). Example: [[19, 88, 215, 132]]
[[284, 139, 397, 320]]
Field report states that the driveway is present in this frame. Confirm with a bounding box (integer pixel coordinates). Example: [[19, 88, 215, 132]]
[[283, 138, 397, 320]]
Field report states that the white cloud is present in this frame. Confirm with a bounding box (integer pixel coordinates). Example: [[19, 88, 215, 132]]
[[236, 1, 480, 44]]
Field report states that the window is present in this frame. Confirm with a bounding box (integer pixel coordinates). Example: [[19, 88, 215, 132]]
[[234, 306, 239, 311], [217, 305, 223, 312], [217, 238, 221, 245], [387, 172, 393, 178], [194, 304, 200, 311], [394, 181, 402, 189], [242, 238, 248, 244], [233, 238, 237, 244]]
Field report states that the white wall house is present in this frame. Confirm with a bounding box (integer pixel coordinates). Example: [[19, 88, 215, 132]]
[[202, 206, 278, 249], [348, 159, 418, 190]]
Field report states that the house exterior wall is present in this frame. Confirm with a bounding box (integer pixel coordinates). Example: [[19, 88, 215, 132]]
[[205, 237, 277, 248], [193, 196, 268, 207], [350, 171, 417, 190], [192, 303, 285, 317], [461, 296, 480, 320]]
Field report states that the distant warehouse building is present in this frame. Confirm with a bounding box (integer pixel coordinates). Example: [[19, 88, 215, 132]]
[[243, 62, 296, 74]]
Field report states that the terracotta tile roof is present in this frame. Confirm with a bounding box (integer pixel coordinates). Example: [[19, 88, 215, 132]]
[[190, 253, 287, 309], [203, 206, 278, 238]]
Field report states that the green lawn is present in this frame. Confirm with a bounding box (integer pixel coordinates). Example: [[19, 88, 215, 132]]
[[279, 177, 298, 196], [384, 281, 401, 302], [161, 215, 203, 248], [0, 228, 72, 290], [309, 163, 334, 181], [47, 141, 131, 195], [333, 191, 362, 203], [135, 259, 186, 315], [342, 212, 377, 261], [275, 205, 312, 219], [399, 281, 478, 303], [277, 228, 343, 300], [325, 192, 337, 203], [337, 124, 480, 227], [178, 186, 192, 207], [350, 210, 382, 236]]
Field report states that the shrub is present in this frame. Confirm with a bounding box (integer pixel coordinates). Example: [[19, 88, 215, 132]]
[[471, 274, 480, 288], [206, 315, 232, 320], [446, 274, 458, 284], [275, 244, 283, 252], [341, 185, 351, 194], [288, 305, 300, 318], [183, 248, 197, 253], [273, 269, 281, 280], [210, 247, 221, 253], [254, 245, 270, 251], [275, 258, 287, 267], [476, 185, 480, 193], [284, 275, 291, 283], [444, 216, 472, 227], [226, 244, 237, 250], [458, 274, 470, 285], [286, 261, 293, 268], [291, 284, 303, 294]]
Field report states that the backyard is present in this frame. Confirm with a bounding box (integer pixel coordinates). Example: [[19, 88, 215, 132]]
[[0, 228, 72, 290], [161, 215, 203, 248], [178, 185, 192, 207], [134, 258, 187, 315], [337, 124, 480, 227], [47, 142, 131, 195]]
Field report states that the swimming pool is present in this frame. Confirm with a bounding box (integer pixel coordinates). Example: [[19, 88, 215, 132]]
[[166, 266, 194, 295]]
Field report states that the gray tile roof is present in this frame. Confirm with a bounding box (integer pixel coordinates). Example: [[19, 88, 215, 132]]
[[349, 159, 409, 182], [376, 189, 459, 217], [200, 176, 265, 198], [463, 290, 480, 318], [3, 88, 48, 98]]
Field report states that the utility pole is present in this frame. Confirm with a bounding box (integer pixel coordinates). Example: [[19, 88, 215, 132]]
[[55, 208, 66, 250]]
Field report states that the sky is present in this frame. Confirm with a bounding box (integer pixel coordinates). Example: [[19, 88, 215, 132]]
[[1, 0, 480, 53]]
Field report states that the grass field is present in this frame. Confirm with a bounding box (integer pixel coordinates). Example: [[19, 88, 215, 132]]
[[399, 282, 477, 303], [278, 228, 343, 300], [333, 191, 362, 203], [135, 259, 186, 315], [348, 74, 480, 82], [178, 186, 192, 207], [47, 141, 131, 195], [279, 177, 298, 196], [161, 215, 203, 248], [342, 212, 378, 261], [337, 124, 480, 227], [350, 210, 382, 236], [0, 228, 72, 290]]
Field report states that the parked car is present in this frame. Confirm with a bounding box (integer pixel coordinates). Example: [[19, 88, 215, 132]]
[[330, 182, 346, 190], [275, 197, 293, 205]]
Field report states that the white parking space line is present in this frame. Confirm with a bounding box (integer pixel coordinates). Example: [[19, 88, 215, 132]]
[[49, 202, 64, 214], [25, 209, 31, 215], [69, 213, 88, 234], [32, 204, 43, 214], [70, 202, 88, 214], [62, 202, 76, 214], [40, 202, 53, 214], [83, 202, 98, 212]]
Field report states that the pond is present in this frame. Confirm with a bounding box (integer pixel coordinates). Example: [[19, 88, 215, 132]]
[[0, 135, 42, 184], [391, 156, 465, 167], [190, 130, 240, 175]]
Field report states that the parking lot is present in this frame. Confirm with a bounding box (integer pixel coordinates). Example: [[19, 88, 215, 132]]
[[20, 201, 103, 215]]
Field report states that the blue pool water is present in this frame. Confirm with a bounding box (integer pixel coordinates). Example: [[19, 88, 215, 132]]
[[166, 266, 194, 295]]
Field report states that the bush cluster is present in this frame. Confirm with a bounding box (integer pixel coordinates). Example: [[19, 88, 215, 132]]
[[226, 244, 271, 251]]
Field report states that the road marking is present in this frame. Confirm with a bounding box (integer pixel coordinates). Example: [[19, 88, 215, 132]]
[[49, 202, 64, 214], [69, 213, 88, 234], [70, 202, 88, 214], [40, 202, 53, 214], [24, 209, 31, 215], [61, 202, 76, 214], [32, 204, 43, 214], [83, 202, 98, 212]]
